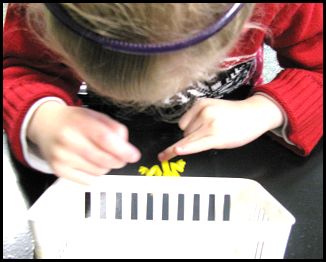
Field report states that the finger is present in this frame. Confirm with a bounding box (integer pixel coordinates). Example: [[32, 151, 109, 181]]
[[102, 132, 141, 163], [77, 138, 128, 170], [89, 127, 141, 164], [178, 99, 209, 131], [102, 118, 129, 141], [54, 166, 105, 186], [81, 148, 127, 170], [158, 131, 203, 162], [158, 148, 178, 162], [81, 109, 140, 162], [178, 106, 198, 131], [62, 132, 128, 170], [159, 135, 216, 162], [172, 135, 216, 155], [86, 109, 129, 141], [54, 147, 111, 177], [182, 117, 203, 138]]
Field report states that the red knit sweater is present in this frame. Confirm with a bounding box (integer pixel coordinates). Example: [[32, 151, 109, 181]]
[[3, 3, 323, 168]]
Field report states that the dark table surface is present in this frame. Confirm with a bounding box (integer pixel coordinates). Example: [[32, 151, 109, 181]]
[[3, 101, 323, 259]]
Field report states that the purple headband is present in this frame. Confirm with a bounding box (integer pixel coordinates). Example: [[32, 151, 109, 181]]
[[45, 3, 244, 55]]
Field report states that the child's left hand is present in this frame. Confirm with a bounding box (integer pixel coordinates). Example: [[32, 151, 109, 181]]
[[158, 95, 284, 162]]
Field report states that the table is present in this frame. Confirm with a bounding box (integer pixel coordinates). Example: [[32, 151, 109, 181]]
[[3, 104, 323, 259]]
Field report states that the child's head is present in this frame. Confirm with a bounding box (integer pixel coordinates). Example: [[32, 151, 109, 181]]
[[25, 3, 256, 106]]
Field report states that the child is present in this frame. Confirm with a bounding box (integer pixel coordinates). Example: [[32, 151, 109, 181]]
[[3, 3, 323, 185]]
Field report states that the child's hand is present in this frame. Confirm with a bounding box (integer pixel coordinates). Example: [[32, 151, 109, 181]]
[[158, 95, 284, 162], [27, 101, 141, 185]]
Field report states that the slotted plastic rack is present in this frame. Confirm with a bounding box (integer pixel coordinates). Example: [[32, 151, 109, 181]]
[[28, 175, 295, 259]]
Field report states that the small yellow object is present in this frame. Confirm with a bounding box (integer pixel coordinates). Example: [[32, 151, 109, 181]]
[[138, 159, 186, 177]]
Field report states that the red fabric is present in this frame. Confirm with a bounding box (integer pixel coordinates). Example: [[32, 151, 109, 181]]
[[3, 3, 83, 166], [3, 3, 323, 167], [250, 3, 323, 156]]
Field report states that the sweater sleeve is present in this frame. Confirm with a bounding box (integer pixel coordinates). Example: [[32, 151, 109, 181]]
[[3, 3, 83, 167], [251, 3, 323, 156]]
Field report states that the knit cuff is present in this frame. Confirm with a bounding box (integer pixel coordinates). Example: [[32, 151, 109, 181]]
[[252, 68, 323, 156], [3, 82, 82, 168], [21, 97, 68, 174]]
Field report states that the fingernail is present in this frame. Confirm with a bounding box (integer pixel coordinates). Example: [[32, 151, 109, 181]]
[[158, 152, 165, 161], [130, 151, 141, 163], [175, 146, 183, 153]]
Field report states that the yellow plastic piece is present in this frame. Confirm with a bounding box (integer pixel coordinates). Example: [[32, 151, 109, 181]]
[[138, 159, 186, 177]]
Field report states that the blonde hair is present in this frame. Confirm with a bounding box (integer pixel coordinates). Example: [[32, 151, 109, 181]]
[[23, 3, 258, 107]]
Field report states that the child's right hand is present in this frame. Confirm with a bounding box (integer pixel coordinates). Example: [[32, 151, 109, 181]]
[[26, 101, 141, 185]]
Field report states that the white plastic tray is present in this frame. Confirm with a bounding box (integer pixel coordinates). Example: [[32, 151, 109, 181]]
[[28, 175, 295, 259]]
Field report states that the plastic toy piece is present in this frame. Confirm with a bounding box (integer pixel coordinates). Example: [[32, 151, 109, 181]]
[[139, 159, 186, 177]]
